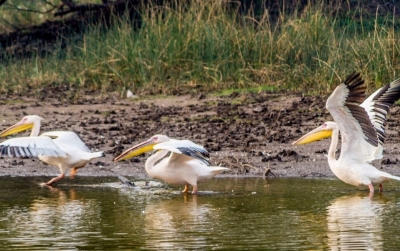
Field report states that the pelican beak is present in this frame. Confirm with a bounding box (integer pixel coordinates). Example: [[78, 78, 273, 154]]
[[292, 125, 333, 145], [0, 120, 33, 137], [114, 138, 157, 162]]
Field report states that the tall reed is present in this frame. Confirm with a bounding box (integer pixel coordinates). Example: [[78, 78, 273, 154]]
[[0, 1, 399, 96]]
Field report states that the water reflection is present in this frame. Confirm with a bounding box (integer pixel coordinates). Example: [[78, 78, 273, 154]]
[[143, 195, 217, 250], [1, 188, 101, 250], [0, 177, 400, 250], [326, 194, 385, 251]]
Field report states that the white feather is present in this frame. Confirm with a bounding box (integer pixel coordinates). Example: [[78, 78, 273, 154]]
[[327, 83, 378, 162], [0, 136, 66, 158]]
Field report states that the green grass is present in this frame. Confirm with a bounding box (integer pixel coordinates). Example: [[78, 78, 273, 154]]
[[1, 1, 400, 97]]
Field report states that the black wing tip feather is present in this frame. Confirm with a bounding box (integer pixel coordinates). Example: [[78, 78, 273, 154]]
[[177, 147, 210, 165], [373, 84, 390, 102], [342, 73, 400, 148], [0, 145, 32, 158], [369, 77, 400, 146], [344, 71, 360, 83], [344, 72, 363, 87], [342, 72, 379, 147], [374, 78, 400, 104], [344, 71, 366, 104], [347, 104, 379, 147], [0, 145, 61, 158]]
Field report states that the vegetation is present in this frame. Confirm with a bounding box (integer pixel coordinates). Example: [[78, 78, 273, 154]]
[[0, 1, 400, 96]]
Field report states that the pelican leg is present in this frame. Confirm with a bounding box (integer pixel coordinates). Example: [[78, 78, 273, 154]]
[[182, 185, 189, 193], [368, 184, 375, 198], [70, 165, 85, 178], [45, 173, 66, 186], [191, 186, 198, 195], [379, 184, 383, 192]]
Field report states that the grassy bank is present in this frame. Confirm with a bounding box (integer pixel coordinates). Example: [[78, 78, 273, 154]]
[[1, 1, 400, 97]]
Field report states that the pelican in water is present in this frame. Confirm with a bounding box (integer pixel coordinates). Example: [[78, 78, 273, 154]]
[[114, 134, 229, 194], [292, 72, 400, 195], [0, 115, 105, 186]]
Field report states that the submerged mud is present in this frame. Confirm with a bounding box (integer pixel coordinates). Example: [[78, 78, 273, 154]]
[[1, 89, 400, 183]]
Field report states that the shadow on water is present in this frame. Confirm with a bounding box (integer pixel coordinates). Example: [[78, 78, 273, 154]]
[[0, 177, 399, 250]]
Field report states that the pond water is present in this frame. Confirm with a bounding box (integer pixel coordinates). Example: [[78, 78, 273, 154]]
[[0, 176, 400, 250]]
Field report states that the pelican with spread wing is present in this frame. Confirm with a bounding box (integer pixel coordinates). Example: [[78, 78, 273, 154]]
[[114, 134, 229, 194], [0, 115, 105, 186], [292, 72, 400, 195]]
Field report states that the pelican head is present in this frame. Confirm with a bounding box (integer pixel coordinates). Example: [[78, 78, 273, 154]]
[[0, 115, 44, 137], [292, 121, 336, 145], [114, 134, 170, 162]]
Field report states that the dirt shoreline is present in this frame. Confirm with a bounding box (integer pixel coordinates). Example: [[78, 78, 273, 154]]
[[1, 91, 400, 183]]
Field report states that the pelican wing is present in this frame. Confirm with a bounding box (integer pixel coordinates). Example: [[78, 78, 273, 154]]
[[0, 136, 66, 158], [168, 152, 209, 166], [360, 78, 400, 148], [326, 72, 378, 162], [40, 131, 91, 153], [154, 139, 210, 165]]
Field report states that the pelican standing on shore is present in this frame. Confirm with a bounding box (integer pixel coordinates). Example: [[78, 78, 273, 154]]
[[114, 134, 229, 194], [0, 115, 105, 186], [292, 72, 400, 195]]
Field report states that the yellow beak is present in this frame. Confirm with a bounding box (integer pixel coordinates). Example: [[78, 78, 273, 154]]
[[292, 126, 333, 145], [0, 122, 33, 137], [114, 138, 157, 162]]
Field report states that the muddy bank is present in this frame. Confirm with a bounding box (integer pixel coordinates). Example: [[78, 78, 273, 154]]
[[1, 90, 400, 183]]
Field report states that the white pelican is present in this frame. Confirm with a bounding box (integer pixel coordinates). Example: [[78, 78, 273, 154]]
[[0, 115, 105, 186], [113, 134, 229, 194], [292, 72, 400, 195]]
